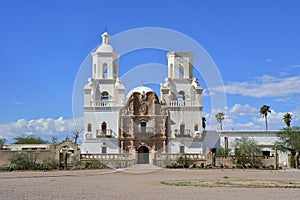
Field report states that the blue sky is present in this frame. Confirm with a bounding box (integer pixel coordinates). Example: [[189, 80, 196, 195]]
[[1, 0, 300, 142]]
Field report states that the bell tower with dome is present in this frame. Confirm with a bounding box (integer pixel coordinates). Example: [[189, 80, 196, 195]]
[[81, 32, 125, 154], [92, 32, 119, 79], [160, 52, 203, 138]]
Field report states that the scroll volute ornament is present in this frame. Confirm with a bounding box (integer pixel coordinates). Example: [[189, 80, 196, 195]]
[[120, 108, 127, 116]]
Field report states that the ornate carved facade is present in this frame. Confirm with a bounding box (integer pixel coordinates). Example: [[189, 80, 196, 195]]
[[119, 89, 168, 155]]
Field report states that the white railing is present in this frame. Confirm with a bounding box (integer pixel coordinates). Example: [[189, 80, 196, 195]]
[[168, 100, 197, 107], [96, 129, 115, 138], [91, 100, 118, 107], [96, 129, 118, 138], [155, 153, 206, 161], [81, 153, 134, 160]]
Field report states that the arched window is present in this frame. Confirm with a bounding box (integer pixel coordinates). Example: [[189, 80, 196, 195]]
[[178, 91, 185, 106], [103, 63, 108, 78], [87, 123, 92, 132], [179, 63, 184, 78], [101, 91, 109, 106], [141, 122, 146, 133]]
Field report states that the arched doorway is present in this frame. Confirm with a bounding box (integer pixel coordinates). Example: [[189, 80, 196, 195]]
[[101, 121, 107, 136], [137, 145, 150, 164], [59, 146, 74, 169]]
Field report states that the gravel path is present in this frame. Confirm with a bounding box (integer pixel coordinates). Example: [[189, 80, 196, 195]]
[[1, 166, 300, 200]]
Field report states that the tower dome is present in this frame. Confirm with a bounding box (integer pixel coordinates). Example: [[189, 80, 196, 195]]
[[96, 32, 114, 52]]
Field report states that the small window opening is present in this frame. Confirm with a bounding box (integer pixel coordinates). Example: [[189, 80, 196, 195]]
[[87, 123, 92, 132]]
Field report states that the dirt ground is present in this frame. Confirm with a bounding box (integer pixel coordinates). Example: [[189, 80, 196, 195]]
[[1, 165, 300, 200]]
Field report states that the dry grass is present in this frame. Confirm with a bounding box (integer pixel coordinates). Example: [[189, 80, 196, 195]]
[[162, 177, 300, 188]]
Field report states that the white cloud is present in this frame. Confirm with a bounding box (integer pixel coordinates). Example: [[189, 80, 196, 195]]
[[210, 74, 300, 98], [205, 104, 300, 131], [0, 117, 83, 142], [258, 109, 299, 129], [225, 119, 259, 130], [14, 101, 23, 105], [228, 104, 258, 116]]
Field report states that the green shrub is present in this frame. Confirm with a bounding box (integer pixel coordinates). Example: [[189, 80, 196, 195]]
[[9, 152, 37, 170], [85, 160, 107, 169], [232, 137, 262, 168], [42, 157, 58, 170], [235, 164, 243, 169], [9, 152, 59, 171], [71, 154, 80, 168], [165, 155, 195, 168], [216, 147, 231, 157], [168, 160, 183, 168], [162, 156, 172, 168]]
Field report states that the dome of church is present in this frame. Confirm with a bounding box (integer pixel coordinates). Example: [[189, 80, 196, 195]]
[[126, 86, 154, 99]]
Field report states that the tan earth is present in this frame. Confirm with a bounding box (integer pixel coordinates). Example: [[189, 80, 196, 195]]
[[1, 165, 300, 200]]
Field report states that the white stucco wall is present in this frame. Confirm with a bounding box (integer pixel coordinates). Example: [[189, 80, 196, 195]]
[[167, 107, 202, 138], [84, 107, 121, 140], [219, 130, 288, 165], [80, 138, 119, 154]]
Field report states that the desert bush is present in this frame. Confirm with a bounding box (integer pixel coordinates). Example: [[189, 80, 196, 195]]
[[9, 152, 37, 170], [162, 156, 172, 168], [85, 160, 107, 169], [166, 155, 195, 168], [216, 147, 231, 157], [71, 154, 80, 168], [42, 157, 58, 170], [231, 137, 262, 168]]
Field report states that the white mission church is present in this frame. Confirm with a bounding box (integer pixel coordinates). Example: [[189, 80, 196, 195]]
[[80, 32, 206, 160], [79, 32, 287, 166]]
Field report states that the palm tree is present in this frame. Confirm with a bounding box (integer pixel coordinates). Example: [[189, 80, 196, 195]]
[[259, 105, 271, 130], [283, 113, 292, 127], [215, 112, 225, 130]]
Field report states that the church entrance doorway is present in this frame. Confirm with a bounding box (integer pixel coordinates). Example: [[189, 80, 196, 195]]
[[137, 146, 150, 164]]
